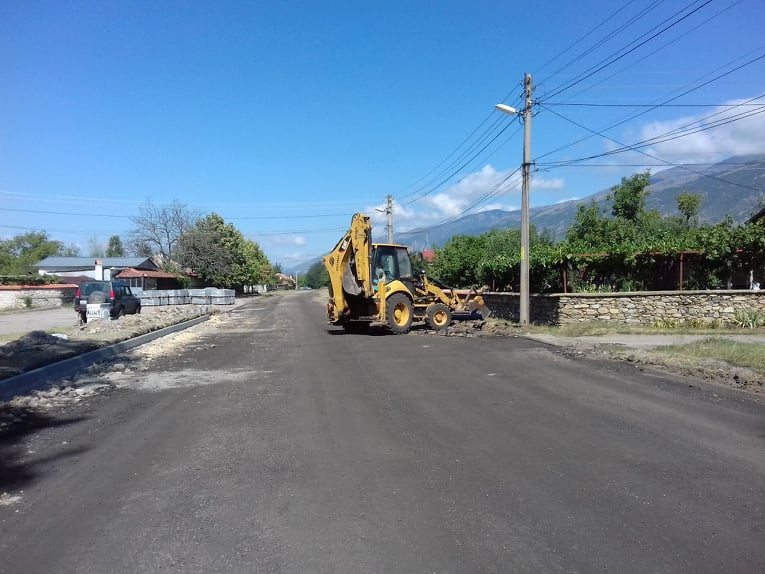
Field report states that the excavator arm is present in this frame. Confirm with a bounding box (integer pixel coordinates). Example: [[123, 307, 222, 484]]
[[321, 213, 374, 323]]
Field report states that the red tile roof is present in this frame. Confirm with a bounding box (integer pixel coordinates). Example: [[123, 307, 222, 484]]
[[115, 269, 180, 279]]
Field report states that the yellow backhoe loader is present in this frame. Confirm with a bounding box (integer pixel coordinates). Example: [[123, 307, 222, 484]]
[[322, 213, 488, 334]]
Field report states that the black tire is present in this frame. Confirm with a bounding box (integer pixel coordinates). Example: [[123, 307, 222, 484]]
[[78, 311, 87, 324], [426, 302, 452, 331], [385, 292, 413, 334], [136, 305, 141, 314], [114, 306, 124, 319]]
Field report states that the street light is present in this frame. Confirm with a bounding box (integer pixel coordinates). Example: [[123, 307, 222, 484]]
[[495, 73, 532, 325]]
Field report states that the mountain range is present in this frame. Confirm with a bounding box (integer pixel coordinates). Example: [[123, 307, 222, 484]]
[[395, 154, 765, 252]]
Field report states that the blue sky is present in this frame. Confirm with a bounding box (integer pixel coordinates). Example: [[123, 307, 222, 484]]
[[2, 0, 764, 270]]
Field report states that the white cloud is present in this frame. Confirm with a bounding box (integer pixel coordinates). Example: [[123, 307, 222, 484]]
[[531, 177, 565, 190], [388, 164, 533, 230], [275, 234, 306, 246], [638, 97, 765, 163]]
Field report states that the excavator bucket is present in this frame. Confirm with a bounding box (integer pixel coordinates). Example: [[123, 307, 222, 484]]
[[468, 295, 491, 319]]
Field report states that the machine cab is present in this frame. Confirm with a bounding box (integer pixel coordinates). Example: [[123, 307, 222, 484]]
[[372, 245, 412, 286]]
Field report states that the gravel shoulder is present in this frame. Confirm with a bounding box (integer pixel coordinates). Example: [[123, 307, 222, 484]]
[[0, 305, 216, 380]]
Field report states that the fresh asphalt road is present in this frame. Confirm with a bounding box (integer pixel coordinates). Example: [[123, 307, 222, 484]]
[[1, 291, 763, 573]]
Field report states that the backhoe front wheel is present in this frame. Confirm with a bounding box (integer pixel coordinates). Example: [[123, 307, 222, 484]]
[[385, 293, 413, 334], [426, 303, 452, 331]]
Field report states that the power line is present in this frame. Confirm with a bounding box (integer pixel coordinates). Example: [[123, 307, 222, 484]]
[[541, 102, 764, 108], [535, 0, 665, 91], [539, 96, 765, 164], [533, 0, 641, 80], [553, 0, 745, 104], [0, 206, 353, 221], [399, 121, 522, 206], [534, 51, 765, 163], [540, 0, 715, 102], [538, 104, 765, 193], [535, 162, 765, 168]]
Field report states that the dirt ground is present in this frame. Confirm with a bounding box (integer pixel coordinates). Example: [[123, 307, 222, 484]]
[[0, 306, 211, 380]]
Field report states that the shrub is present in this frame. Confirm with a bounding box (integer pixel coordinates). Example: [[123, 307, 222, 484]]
[[651, 318, 681, 329], [732, 309, 765, 329]]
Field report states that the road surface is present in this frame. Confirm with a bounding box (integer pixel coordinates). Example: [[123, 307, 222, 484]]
[[1, 291, 763, 573]]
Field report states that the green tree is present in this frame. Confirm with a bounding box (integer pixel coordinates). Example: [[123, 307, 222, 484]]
[[0, 231, 63, 274], [176, 213, 271, 290], [303, 260, 330, 288], [608, 171, 651, 223], [106, 235, 126, 257], [676, 190, 702, 225], [430, 235, 486, 287]]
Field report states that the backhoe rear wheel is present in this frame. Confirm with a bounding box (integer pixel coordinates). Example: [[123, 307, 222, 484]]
[[385, 293, 413, 334], [426, 303, 452, 331]]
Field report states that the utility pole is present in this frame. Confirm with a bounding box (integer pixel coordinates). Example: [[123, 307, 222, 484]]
[[386, 194, 394, 243], [520, 73, 533, 326], [378, 194, 394, 243]]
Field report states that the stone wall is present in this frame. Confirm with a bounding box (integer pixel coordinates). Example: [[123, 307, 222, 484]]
[[483, 290, 765, 326], [0, 285, 78, 311]]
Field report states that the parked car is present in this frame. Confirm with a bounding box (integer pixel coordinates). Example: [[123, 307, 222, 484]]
[[74, 280, 141, 323]]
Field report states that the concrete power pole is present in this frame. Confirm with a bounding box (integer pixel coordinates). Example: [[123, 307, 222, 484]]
[[381, 194, 394, 243], [520, 73, 533, 326]]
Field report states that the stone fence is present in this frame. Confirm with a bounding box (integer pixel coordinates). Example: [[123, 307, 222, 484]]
[[483, 290, 765, 326], [0, 285, 78, 311]]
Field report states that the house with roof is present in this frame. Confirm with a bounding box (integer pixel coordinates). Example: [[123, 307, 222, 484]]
[[34, 257, 159, 282], [113, 268, 189, 293]]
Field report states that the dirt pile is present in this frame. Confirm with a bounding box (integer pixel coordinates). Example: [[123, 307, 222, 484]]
[[415, 318, 519, 337], [0, 306, 211, 380]]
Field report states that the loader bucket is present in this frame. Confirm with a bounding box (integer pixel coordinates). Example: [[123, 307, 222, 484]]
[[469, 296, 491, 319]]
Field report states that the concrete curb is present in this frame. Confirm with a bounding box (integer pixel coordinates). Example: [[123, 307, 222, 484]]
[[0, 314, 210, 402]]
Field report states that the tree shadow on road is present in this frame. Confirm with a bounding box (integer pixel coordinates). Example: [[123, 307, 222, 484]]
[[0, 406, 88, 492]]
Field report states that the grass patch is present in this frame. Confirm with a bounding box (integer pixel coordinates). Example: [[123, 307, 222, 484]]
[[525, 321, 765, 338], [655, 338, 765, 377]]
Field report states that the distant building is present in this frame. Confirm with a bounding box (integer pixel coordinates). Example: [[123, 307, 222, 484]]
[[420, 249, 436, 263], [114, 268, 186, 293], [34, 257, 159, 283]]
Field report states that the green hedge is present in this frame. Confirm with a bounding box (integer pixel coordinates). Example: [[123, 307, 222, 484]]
[[0, 275, 62, 286]]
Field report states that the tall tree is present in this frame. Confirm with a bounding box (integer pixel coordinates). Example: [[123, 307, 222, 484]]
[[176, 213, 271, 289], [430, 234, 486, 287], [106, 235, 126, 257], [0, 231, 63, 274], [676, 190, 702, 225], [303, 260, 329, 288], [608, 171, 651, 223], [128, 199, 200, 262]]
